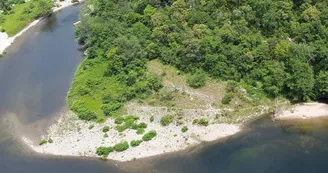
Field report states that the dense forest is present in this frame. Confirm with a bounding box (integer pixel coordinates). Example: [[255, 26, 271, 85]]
[[70, 0, 328, 121]]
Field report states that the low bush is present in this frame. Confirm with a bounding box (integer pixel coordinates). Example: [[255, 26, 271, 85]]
[[96, 146, 114, 157], [192, 119, 199, 125], [136, 128, 145, 134], [101, 102, 123, 116], [104, 133, 108, 138], [115, 116, 124, 124], [221, 92, 234, 105], [48, 138, 53, 143], [150, 116, 154, 122], [181, 126, 188, 133], [39, 139, 47, 145], [102, 126, 110, 132], [131, 122, 147, 129], [114, 141, 129, 152], [186, 70, 207, 88], [198, 118, 209, 126], [160, 115, 173, 126], [142, 130, 157, 141], [88, 124, 94, 129], [130, 140, 143, 147]]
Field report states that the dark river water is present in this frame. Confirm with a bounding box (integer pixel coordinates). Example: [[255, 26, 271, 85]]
[[1, 4, 328, 173]]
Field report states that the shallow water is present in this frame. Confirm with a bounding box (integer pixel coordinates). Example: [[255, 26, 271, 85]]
[[1, 5, 328, 173]]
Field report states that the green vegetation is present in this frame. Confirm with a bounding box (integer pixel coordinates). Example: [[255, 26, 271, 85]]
[[96, 146, 114, 157], [0, 0, 53, 36], [130, 140, 143, 147], [88, 124, 94, 129], [221, 93, 234, 105], [142, 130, 157, 141], [150, 116, 154, 122], [181, 126, 188, 133], [136, 128, 145, 135], [104, 133, 108, 138], [198, 118, 209, 127], [48, 138, 53, 143], [160, 115, 173, 126], [114, 141, 129, 152], [102, 126, 110, 132], [39, 139, 47, 145], [186, 70, 207, 88], [115, 115, 141, 132], [70, 0, 328, 123]]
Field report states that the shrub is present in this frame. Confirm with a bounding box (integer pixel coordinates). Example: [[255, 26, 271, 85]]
[[142, 130, 157, 141], [160, 115, 173, 126], [114, 141, 129, 152], [136, 128, 145, 134], [78, 109, 97, 121], [221, 92, 234, 105], [130, 140, 143, 147], [104, 133, 108, 138], [181, 126, 188, 133], [132, 122, 148, 129], [115, 116, 124, 124], [150, 116, 154, 122], [101, 102, 123, 116], [88, 124, 94, 129], [192, 119, 199, 125], [39, 139, 47, 145], [71, 0, 79, 3], [48, 138, 53, 143], [226, 80, 238, 93], [186, 70, 207, 88], [198, 118, 209, 126], [96, 146, 114, 157], [102, 126, 110, 132]]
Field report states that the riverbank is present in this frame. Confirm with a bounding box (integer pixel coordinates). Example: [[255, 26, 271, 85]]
[[0, 0, 82, 55], [274, 102, 328, 120], [21, 105, 241, 162]]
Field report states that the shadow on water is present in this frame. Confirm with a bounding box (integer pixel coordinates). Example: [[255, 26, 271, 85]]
[[1, 4, 328, 173]]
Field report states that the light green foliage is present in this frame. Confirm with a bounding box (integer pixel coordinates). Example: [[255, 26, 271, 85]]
[[186, 70, 207, 88], [114, 141, 129, 152], [96, 146, 114, 157], [181, 126, 188, 133], [221, 92, 234, 105], [142, 130, 157, 141], [136, 128, 145, 135], [115, 115, 139, 132], [102, 126, 110, 132], [0, 0, 53, 36], [48, 138, 53, 143], [150, 116, 154, 122], [39, 139, 47, 145], [88, 124, 94, 129], [198, 118, 209, 126], [160, 115, 173, 126], [130, 140, 143, 147]]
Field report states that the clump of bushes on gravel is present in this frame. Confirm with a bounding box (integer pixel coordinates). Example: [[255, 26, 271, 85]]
[[39, 139, 47, 145], [96, 146, 114, 157], [192, 118, 209, 126], [181, 126, 188, 133], [160, 115, 173, 126], [142, 130, 157, 141], [136, 128, 145, 134], [130, 140, 143, 147], [114, 141, 129, 152], [102, 126, 110, 132]]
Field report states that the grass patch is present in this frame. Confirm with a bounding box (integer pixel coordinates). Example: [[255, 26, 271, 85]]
[[39, 139, 47, 145], [130, 140, 143, 147], [142, 130, 157, 141], [114, 141, 129, 152], [102, 126, 110, 132], [181, 126, 188, 133], [96, 146, 114, 157], [160, 115, 173, 126]]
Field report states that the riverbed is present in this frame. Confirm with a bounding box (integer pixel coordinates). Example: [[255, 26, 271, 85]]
[[1, 4, 328, 173]]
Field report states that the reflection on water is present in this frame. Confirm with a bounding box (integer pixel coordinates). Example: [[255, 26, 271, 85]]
[[0, 4, 328, 173]]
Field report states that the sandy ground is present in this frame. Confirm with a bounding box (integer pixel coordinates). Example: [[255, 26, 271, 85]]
[[274, 102, 328, 120], [0, 0, 82, 54], [22, 107, 241, 162]]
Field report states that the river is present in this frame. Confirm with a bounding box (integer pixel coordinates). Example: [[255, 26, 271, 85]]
[[1, 5, 328, 173]]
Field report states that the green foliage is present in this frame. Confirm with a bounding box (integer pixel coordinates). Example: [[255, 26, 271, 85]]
[[186, 71, 207, 88], [48, 139, 53, 143], [115, 116, 124, 124], [160, 115, 173, 126], [181, 126, 188, 133], [1, 0, 53, 36], [136, 128, 145, 134], [115, 115, 139, 132], [131, 122, 147, 129], [88, 124, 94, 129], [114, 141, 129, 152], [221, 92, 234, 105], [142, 130, 157, 141], [96, 146, 114, 157], [39, 139, 47, 145], [130, 140, 143, 147], [102, 126, 110, 132], [150, 116, 154, 122], [198, 118, 209, 126], [104, 133, 108, 138]]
